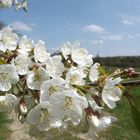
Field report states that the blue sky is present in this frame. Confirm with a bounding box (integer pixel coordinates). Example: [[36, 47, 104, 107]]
[[1, 0, 140, 56]]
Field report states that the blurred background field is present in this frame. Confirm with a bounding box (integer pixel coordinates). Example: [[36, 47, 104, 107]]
[[0, 113, 11, 140]]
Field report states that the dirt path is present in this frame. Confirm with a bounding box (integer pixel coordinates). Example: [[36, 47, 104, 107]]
[[7, 111, 98, 140], [8, 111, 36, 140]]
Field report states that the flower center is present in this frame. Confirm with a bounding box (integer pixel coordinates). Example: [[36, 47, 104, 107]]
[[64, 96, 73, 110], [70, 75, 78, 84], [0, 73, 8, 81], [40, 108, 49, 123], [48, 86, 58, 95]]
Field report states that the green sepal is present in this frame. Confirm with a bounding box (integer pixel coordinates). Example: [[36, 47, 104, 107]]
[[0, 58, 6, 65]]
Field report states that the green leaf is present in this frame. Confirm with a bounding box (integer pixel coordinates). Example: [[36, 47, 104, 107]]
[[131, 103, 140, 134], [98, 66, 107, 75], [0, 59, 6, 65], [133, 97, 140, 112]]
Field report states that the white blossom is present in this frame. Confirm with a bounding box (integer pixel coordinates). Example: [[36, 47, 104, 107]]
[[27, 102, 53, 131], [0, 0, 28, 11], [0, 64, 19, 91], [34, 40, 50, 63], [89, 63, 100, 83], [0, 27, 18, 52], [18, 35, 34, 55], [15, 0, 27, 11], [46, 55, 64, 78], [71, 42, 93, 65], [61, 42, 72, 59], [11, 54, 31, 75], [86, 91, 103, 112], [0, 0, 12, 8], [40, 77, 67, 102], [65, 66, 85, 86], [61, 41, 93, 67], [0, 94, 17, 112], [27, 102, 62, 131], [27, 67, 50, 90], [88, 115, 117, 137], [102, 77, 122, 109], [49, 90, 88, 125]]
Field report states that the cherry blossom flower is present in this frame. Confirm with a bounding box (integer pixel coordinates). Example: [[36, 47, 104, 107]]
[[27, 67, 50, 90], [65, 66, 85, 86], [46, 55, 64, 78], [11, 54, 31, 75], [34, 40, 50, 63], [88, 115, 117, 136], [0, 94, 17, 112], [48, 89, 88, 125], [18, 35, 34, 55], [102, 77, 122, 109], [0, 27, 18, 52], [0, 0, 12, 8], [89, 63, 100, 83], [61, 42, 72, 59], [27, 102, 62, 131], [0, 64, 19, 91], [40, 77, 67, 102], [71, 42, 92, 65]]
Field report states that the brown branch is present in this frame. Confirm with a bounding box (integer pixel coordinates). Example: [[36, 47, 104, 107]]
[[120, 80, 140, 86], [87, 79, 140, 87]]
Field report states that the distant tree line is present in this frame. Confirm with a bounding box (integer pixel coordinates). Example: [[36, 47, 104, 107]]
[[94, 56, 140, 68]]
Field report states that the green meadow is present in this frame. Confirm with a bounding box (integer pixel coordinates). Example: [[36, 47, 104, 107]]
[[0, 113, 11, 140]]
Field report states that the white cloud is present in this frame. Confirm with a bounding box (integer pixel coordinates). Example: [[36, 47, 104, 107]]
[[10, 21, 34, 32], [135, 33, 140, 37], [127, 35, 135, 39], [101, 34, 124, 41], [127, 33, 140, 39], [30, 23, 36, 27], [125, 15, 140, 23], [119, 14, 140, 25], [122, 20, 134, 25], [84, 24, 105, 33], [91, 40, 104, 45]]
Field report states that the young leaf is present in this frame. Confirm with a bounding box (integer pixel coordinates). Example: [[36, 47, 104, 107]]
[[131, 103, 140, 134], [98, 66, 107, 75], [0, 58, 6, 64]]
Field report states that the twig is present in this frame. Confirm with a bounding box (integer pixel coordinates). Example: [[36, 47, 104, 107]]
[[87, 79, 140, 87]]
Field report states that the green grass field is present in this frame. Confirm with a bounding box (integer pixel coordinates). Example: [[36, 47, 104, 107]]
[[0, 113, 11, 140], [0, 87, 140, 140]]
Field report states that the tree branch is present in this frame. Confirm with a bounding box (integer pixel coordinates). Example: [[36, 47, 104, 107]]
[[87, 79, 140, 87]]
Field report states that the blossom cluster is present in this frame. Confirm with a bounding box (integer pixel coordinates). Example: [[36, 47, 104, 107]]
[[0, 27, 124, 136], [0, 0, 27, 11]]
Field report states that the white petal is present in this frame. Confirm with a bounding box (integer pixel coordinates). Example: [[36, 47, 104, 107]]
[[5, 94, 17, 108], [61, 42, 72, 59], [0, 43, 7, 52], [89, 63, 100, 83], [27, 106, 41, 125], [0, 81, 11, 91]]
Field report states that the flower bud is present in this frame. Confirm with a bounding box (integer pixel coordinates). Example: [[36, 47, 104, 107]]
[[124, 67, 136, 77], [89, 115, 99, 128], [19, 101, 28, 115], [34, 98, 39, 104]]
